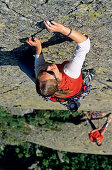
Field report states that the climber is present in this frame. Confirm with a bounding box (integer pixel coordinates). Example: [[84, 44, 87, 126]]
[[26, 21, 93, 109], [86, 112, 112, 146]]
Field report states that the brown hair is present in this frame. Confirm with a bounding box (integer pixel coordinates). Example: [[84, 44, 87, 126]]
[[96, 141, 102, 146], [36, 78, 73, 98], [36, 79, 58, 97]]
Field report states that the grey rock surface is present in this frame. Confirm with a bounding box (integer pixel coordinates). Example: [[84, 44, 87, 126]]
[[9, 117, 112, 155], [0, 0, 112, 154], [0, 0, 112, 114]]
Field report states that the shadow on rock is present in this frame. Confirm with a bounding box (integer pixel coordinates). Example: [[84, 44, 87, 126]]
[[0, 22, 73, 84], [13, 44, 36, 83], [0, 44, 36, 83], [69, 114, 87, 125]]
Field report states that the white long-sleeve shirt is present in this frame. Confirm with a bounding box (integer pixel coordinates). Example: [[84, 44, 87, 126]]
[[35, 37, 90, 79]]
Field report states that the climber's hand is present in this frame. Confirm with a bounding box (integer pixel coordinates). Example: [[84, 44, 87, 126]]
[[26, 37, 41, 48], [44, 20, 65, 34], [26, 37, 42, 55]]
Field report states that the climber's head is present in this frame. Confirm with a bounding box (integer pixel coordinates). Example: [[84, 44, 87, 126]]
[[96, 136, 103, 146], [36, 64, 61, 97], [38, 64, 60, 82]]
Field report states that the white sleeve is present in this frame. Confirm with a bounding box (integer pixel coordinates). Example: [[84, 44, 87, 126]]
[[64, 37, 90, 78], [34, 53, 45, 78]]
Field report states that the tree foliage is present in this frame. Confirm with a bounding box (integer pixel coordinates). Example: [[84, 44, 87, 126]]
[[0, 108, 112, 169]]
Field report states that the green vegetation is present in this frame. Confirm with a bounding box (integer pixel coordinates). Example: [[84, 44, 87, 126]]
[[36, 147, 112, 169], [0, 108, 112, 169], [15, 142, 38, 159], [0, 107, 81, 144], [0, 143, 112, 169], [0, 108, 29, 144], [0, 107, 85, 145], [24, 109, 71, 130]]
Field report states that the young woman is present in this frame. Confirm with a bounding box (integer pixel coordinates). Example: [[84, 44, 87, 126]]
[[26, 21, 90, 101]]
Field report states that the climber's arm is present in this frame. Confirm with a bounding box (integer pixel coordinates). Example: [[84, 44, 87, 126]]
[[101, 127, 108, 135], [44, 20, 87, 43], [44, 21, 90, 79], [26, 37, 45, 78]]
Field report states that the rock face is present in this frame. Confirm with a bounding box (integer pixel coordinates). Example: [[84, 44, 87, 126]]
[[0, 0, 112, 154], [6, 118, 112, 155], [0, 0, 112, 114]]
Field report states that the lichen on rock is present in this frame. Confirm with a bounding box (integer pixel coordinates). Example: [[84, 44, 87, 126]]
[[0, 0, 112, 114]]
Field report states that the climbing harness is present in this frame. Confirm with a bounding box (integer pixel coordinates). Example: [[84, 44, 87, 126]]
[[43, 83, 92, 112], [41, 67, 94, 112]]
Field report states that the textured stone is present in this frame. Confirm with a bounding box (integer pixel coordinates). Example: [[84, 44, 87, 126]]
[[0, 0, 112, 114], [8, 118, 112, 155], [0, 0, 112, 153]]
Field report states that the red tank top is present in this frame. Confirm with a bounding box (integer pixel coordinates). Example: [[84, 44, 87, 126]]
[[50, 61, 85, 102], [89, 130, 104, 142]]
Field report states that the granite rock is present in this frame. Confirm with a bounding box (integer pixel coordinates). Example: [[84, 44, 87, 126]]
[[0, 0, 112, 154]]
